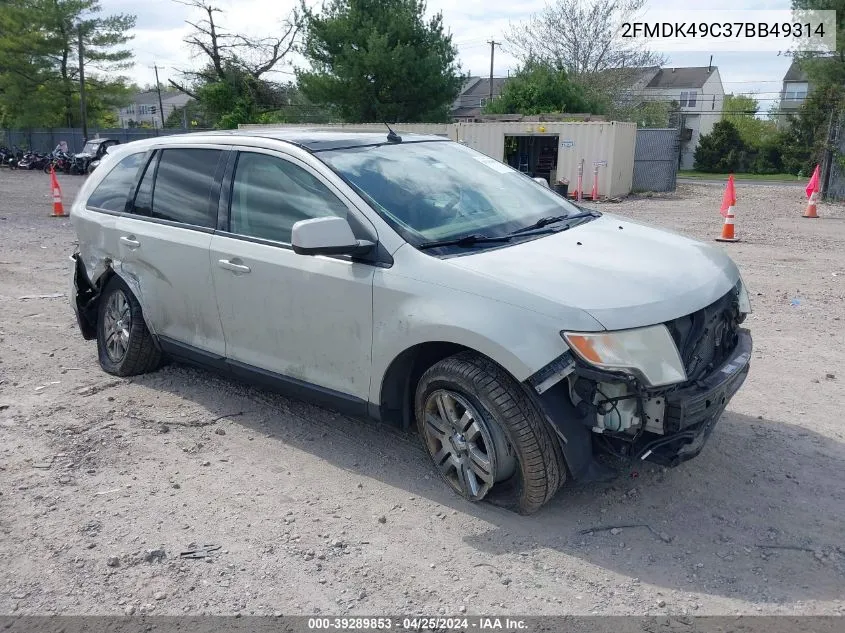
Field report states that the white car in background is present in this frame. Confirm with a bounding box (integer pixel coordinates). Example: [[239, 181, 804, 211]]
[[69, 129, 753, 514]]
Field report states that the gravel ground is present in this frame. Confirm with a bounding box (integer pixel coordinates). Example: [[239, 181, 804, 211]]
[[1, 170, 844, 618]]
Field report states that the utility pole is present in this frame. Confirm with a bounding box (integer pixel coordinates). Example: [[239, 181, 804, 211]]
[[77, 25, 88, 141], [152, 65, 166, 129], [487, 40, 500, 103]]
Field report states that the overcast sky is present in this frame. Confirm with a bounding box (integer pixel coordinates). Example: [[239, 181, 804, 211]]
[[108, 0, 795, 112]]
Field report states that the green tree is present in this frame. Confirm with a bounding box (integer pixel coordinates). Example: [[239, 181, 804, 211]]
[[482, 60, 599, 115], [694, 120, 748, 173], [0, 0, 135, 128], [169, 1, 301, 128], [504, 0, 665, 113], [722, 93, 778, 148], [778, 84, 840, 175], [0, 0, 60, 126], [788, 0, 845, 183], [297, 0, 464, 122], [43, 0, 135, 127], [606, 98, 671, 127]]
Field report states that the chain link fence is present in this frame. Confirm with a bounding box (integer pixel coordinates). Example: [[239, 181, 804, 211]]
[[632, 128, 680, 193], [1, 127, 212, 154]]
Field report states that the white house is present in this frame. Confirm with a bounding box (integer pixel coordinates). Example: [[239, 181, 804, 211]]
[[777, 60, 810, 129], [117, 90, 192, 128], [630, 66, 725, 170]]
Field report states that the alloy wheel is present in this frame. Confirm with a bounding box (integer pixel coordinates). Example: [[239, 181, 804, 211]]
[[421, 389, 516, 500], [103, 289, 132, 363]]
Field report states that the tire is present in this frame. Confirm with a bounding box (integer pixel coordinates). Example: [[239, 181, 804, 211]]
[[414, 351, 566, 515], [96, 276, 163, 376]]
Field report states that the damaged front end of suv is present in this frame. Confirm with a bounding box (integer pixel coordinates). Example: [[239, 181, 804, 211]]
[[526, 279, 753, 481]]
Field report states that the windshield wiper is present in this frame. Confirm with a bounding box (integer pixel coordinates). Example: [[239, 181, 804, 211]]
[[417, 233, 513, 250], [508, 210, 599, 236]]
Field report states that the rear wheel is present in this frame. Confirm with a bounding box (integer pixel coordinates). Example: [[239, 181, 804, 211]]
[[96, 276, 162, 376], [415, 351, 566, 514]]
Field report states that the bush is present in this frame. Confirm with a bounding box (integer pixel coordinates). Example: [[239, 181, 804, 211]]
[[694, 120, 748, 172], [750, 133, 789, 174]]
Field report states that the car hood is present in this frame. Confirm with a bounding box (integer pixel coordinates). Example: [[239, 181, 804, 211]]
[[445, 213, 741, 330]]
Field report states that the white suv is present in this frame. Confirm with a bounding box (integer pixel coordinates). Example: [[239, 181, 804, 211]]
[[70, 130, 752, 514]]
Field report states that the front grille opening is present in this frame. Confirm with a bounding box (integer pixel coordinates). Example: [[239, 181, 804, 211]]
[[664, 287, 742, 382]]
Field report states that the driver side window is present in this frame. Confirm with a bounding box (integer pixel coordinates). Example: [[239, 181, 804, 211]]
[[229, 152, 348, 244]]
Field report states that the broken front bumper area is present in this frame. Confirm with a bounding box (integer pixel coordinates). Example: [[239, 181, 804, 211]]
[[526, 328, 752, 481], [639, 329, 752, 467]]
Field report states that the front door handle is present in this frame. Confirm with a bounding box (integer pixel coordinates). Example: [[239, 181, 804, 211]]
[[217, 258, 251, 274], [119, 235, 140, 248]]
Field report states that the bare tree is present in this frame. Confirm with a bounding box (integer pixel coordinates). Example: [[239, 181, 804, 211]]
[[169, 0, 300, 96], [505, 0, 665, 83]]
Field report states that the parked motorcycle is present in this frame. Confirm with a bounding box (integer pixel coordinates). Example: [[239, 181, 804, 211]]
[[17, 151, 51, 171], [43, 151, 72, 175], [0, 145, 24, 169]]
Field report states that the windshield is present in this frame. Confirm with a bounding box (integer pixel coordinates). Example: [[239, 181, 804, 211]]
[[81, 142, 100, 154], [317, 141, 588, 246]]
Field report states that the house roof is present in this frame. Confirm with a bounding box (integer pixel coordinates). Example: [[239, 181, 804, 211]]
[[452, 77, 509, 106], [130, 91, 191, 106], [597, 66, 660, 86], [783, 61, 806, 82], [450, 76, 510, 118], [645, 66, 718, 89]]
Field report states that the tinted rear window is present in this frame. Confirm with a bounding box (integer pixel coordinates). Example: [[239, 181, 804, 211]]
[[150, 149, 222, 228], [87, 152, 146, 212]]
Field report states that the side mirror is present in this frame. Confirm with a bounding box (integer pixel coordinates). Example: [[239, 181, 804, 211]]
[[533, 177, 550, 188], [291, 216, 374, 256]]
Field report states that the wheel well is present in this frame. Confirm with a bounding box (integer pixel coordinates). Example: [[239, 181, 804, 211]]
[[378, 342, 470, 428], [89, 267, 117, 314], [74, 258, 116, 339]]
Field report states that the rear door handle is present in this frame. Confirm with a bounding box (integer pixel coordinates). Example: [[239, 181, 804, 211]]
[[217, 258, 251, 274], [119, 236, 140, 248]]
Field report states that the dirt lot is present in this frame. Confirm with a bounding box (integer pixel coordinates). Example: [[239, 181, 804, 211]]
[[1, 169, 844, 618]]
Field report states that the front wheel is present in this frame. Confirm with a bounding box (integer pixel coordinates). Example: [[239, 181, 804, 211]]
[[415, 352, 566, 514], [96, 276, 163, 376]]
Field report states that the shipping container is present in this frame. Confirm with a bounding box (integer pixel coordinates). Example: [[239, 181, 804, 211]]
[[239, 120, 637, 197], [453, 121, 636, 198]]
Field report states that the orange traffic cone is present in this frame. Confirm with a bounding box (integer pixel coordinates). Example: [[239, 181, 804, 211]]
[[716, 207, 739, 242], [715, 174, 739, 242], [50, 167, 68, 217], [803, 165, 820, 218], [803, 191, 819, 219]]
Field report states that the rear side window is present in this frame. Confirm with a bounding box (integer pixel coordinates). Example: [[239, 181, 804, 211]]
[[87, 152, 145, 212], [149, 149, 222, 228], [229, 152, 347, 243], [131, 151, 157, 217]]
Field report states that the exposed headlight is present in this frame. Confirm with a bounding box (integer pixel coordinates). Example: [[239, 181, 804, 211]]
[[737, 277, 752, 314], [561, 325, 687, 387]]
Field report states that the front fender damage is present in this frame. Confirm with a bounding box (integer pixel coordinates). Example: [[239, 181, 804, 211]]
[[522, 351, 618, 484]]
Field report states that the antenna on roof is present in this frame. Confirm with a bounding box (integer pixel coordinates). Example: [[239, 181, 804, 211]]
[[708, 55, 713, 71], [384, 121, 402, 143]]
